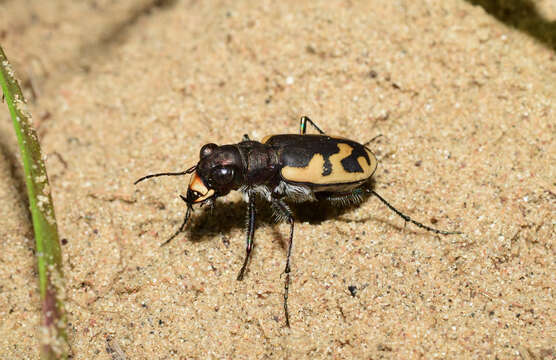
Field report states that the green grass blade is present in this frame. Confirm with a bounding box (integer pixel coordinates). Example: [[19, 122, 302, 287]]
[[0, 46, 68, 359]]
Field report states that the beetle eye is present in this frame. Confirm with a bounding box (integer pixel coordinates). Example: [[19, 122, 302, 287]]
[[212, 166, 234, 185], [200, 143, 218, 159]]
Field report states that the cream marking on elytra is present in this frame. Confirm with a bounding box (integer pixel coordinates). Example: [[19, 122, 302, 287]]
[[281, 143, 376, 184]]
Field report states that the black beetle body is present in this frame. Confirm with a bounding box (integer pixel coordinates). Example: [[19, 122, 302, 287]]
[[135, 116, 461, 327], [191, 134, 377, 203]]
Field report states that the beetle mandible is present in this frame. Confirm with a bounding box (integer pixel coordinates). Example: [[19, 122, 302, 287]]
[[135, 116, 461, 326]]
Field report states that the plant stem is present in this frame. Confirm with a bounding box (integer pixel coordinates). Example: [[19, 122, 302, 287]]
[[0, 46, 67, 359]]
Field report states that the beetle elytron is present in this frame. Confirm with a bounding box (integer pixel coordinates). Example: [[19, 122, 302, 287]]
[[135, 116, 461, 326]]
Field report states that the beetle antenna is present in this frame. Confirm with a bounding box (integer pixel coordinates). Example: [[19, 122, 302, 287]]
[[160, 199, 193, 246], [134, 165, 196, 185], [369, 190, 461, 235]]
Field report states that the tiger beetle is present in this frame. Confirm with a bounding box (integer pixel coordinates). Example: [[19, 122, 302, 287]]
[[135, 116, 461, 327]]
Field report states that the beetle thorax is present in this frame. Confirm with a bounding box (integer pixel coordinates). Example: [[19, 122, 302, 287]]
[[238, 141, 280, 186]]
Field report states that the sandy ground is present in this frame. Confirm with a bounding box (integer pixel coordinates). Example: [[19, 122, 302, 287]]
[[1, 0, 554, 359]]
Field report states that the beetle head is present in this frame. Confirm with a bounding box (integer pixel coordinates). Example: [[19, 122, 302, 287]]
[[134, 143, 245, 245], [134, 143, 245, 208], [185, 143, 244, 205]]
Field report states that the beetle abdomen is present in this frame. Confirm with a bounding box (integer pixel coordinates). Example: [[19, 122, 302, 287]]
[[263, 134, 377, 188]]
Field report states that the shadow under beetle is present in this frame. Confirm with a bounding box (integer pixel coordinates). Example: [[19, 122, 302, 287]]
[[135, 116, 461, 327]]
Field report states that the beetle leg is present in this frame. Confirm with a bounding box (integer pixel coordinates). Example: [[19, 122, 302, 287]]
[[370, 190, 462, 235], [242, 134, 251, 141], [272, 198, 295, 327], [320, 189, 364, 206], [363, 134, 383, 146], [300, 116, 326, 135], [237, 193, 256, 281], [160, 195, 192, 246]]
